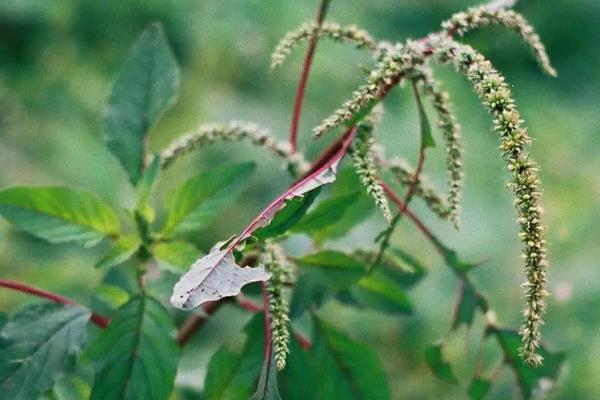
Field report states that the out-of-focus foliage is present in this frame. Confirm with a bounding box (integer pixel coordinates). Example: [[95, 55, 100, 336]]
[[0, 0, 598, 398]]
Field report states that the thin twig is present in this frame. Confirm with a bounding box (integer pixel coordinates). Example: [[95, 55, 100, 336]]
[[371, 81, 429, 270], [379, 180, 446, 256], [0, 279, 110, 328], [289, 0, 331, 151]]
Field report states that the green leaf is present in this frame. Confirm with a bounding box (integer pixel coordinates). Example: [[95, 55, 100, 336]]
[[295, 250, 365, 290], [162, 162, 256, 237], [136, 155, 161, 222], [95, 235, 141, 269], [87, 295, 180, 400], [251, 353, 281, 400], [152, 240, 200, 272], [413, 81, 435, 149], [104, 22, 180, 184], [292, 192, 359, 237], [0, 187, 120, 246], [452, 280, 485, 330], [425, 342, 458, 384], [254, 188, 320, 240], [307, 168, 373, 242], [0, 304, 90, 400], [445, 250, 478, 275], [278, 338, 317, 400], [490, 327, 565, 399], [311, 315, 390, 399], [204, 314, 263, 400], [52, 375, 91, 400], [91, 284, 131, 317], [468, 377, 492, 400], [289, 274, 329, 319], [356, 248, 427, 288], [338, 270, 413, 315]]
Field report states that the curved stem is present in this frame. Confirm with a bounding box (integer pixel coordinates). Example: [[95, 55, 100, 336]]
[[0, 279, 109, 328], [289, 0, 331, 151]]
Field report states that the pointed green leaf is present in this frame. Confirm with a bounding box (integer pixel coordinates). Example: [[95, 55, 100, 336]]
[[0, 187, 120, 246], [413, 81, 435, 149], [0, 304, 90, 400], [87, 296, 180, 400], [251, 353, 281, 400], [289, 274, 330, 319], [452, 280, 486, 330], [338, 270, 413, 315], [254, 188, 320, 240], [425, 342, 458, 384], [278, 338, 317, 400], [152, 240, 200, 272], [91, 284, 131, 317], [307, 168, 373, 242], [204, 314, 263, 400], [311, 315, 390, 400], [51, 375, 91, 400], [468, 377, 492, 400], [292, 192, 359, 237], [162, 162, 256, 237], [295, 250, 365, 290], [95, 235, 141, 269], [104, 22, 180, 184], [490, 327, 565, 399], [356, 248, 427, 288]]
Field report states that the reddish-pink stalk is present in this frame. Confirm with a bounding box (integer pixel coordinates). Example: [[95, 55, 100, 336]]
[[0, 279, 109, 328], [379, 180, 446, 255], [289, 0, 330, 151], [237, 295, 264, 313], [239, 125, 355, 244]]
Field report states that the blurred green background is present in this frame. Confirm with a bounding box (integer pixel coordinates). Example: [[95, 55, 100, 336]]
[[0, 0, 598, 398]]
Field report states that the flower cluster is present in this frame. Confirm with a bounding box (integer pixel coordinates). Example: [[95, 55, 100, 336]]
[[160, 121, 309, 175], [418, 67, 464, 228], [270, 21, 377, 70], [351, 122, 392, 224], [432, 36, 548, 365], [442, 6, 556, 76], [312, 40, 427, 138], [263, 242, 293, 371]]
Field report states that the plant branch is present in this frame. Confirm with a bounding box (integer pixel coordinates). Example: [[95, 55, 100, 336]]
[[289, 0, 331, 151], [0, 279, 110, 328], [379, 180, 446, 256], [371, 82, 429, 269]]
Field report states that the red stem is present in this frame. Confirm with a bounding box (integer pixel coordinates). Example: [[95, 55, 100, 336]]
[[289, 0, 330, 151], [0, 279, 109, 328], [379, 180, 446, 256]]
